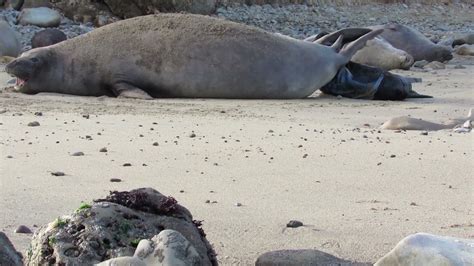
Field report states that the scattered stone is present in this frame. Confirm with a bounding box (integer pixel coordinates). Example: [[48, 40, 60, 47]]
[[286, 220, 303, 228], [14, 225, 32, 234], [97, 230, 203, 265], [455, 44, 474, 56], [390, 155, 396, 158], [18, 7, 61, 28], [34, 112, 43, 116], [26, 188, 216, 265], [235, 202, 242, 207], [0, 232, 23, 266], [152, 142, 159, 146], [71, 151, 84, 156], [375, 233, 474, 266], [109, 178, 122, 182], [123, 163, 132, 167], [423, 61, 445, 70], [82, 114, 90, 119], [189, 132, 197, 138], [99, 147, 108, 152], [51, 171, 65, 176], [31, 28, 67, 48], [256, 249, 369, 266], [27, 121, 40, 127]]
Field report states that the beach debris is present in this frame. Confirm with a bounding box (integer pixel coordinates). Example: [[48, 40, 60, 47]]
[[50, 171, 65, 176], [71, 151, 84, 156], [375, 233, 474, 266], [26, 188, 216, 265], [453, 120, 472, 133], [109, 178, 122, 182], [99, 147, 108, 152]]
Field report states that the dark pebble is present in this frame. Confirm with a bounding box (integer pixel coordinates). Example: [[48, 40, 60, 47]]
[[110, 178, 122, 182], [152, 142, 159, 146], [27, 121, 40, 127], [287, 220, 303, 228], [390, 154, 396, 158], [123, 163, 132, 167], [189, 133, 196, 138], [14, 225, 32, 234], [99, 147, 108, 152], [51, 171, 65, 176], [71, 152, 84, 156], [34, 112, 42, 116], [420, 131, 428, 135]]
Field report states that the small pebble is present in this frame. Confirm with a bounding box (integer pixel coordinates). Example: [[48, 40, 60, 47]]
[[51, 171, 65, 176], [420, 131, 428, 135], [99, 147, 108, 152], [123, 163, 132, 167], [71, 151, 84, 156], [27, 121, 40, 127], [235, 202, 242, 207], [390, 154, 396, 158], [34, 112, 42, 116], [152, 142, 159, 146], [110, 178, 122, 182], [189, 133, 196, 138], [14, 225, 32, 234], [286, 220, 304, 228]]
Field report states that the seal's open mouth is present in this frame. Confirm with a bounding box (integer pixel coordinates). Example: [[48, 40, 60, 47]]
[[15, 78, 28, 87]]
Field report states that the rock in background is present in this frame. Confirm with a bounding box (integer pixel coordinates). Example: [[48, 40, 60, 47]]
[[26, 188, 217, 265]]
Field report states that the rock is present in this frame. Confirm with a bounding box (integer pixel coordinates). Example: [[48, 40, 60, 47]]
[[71, 151, 84, 156], [97, 230, 203, 265], [0, 232, 23, 266], [413, 60, 429, 68], [31, 28, 67, 48], [27, 121, 40, 126], [0, 20, 21, 57], [26, 188, 216, 265], [110, 178, 122, 182], [99, 147, 108, 152], [455, 44, 474, 56], [286, 220, 303, 228], [22, 0, 52, 8], [256, 249, 370, 266], [14, 225, 33, 234], [18, 7, 61, 28], [103, 0, 216, 17], [423, 61, 445, 70], [50, 171, 65, 176], [375, 233, 474, 266]]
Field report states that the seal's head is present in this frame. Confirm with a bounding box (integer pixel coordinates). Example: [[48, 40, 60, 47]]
[[5, 48, 60, 94]]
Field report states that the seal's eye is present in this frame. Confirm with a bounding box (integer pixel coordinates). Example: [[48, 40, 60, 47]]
[[30, 58, 39, 63]]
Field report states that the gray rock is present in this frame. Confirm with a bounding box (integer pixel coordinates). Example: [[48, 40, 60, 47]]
[[256, 249, 370, 266], [18, 7, 61, 27], [31, 28, 67, 48], [375, 233, 474, 266], [0, 232, 23, 266], [455, 44, 474, 56], [286, 220, 303, 228], [14, 225, 32, 234], [26, 188, 216, 265], [27, 121, 40, 126], [0, 20, 21, 57], [98, 230, 203, 265]]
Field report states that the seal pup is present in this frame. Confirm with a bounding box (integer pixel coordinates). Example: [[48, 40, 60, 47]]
[[381, 109, 473, 131], [370, 23, 453, 62], [6, 14, 382, 99]]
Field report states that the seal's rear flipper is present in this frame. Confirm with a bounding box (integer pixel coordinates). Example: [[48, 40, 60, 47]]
[[406, 90, 433, 98], [311, 28, 372, 46]]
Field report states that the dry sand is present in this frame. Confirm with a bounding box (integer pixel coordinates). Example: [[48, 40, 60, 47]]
[[0, 56, 472, 264]]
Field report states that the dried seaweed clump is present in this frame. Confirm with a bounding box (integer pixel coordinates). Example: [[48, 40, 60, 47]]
[[94, 190, 178, 215]]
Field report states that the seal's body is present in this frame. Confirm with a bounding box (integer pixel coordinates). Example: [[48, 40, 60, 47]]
[[6, 14, 381, 99], [370, 24, 452, 62]]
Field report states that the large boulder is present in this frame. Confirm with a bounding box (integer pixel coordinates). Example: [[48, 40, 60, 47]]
[[375, 233, 474, 266], [31, 28, 67, 48], [0, 20, 21, 57], [17, 7, 61, 27], [256, 249, 370, 266], [0, 232, 23, 266], [26, 188, 217, 265], [97, 230, 204, 265]]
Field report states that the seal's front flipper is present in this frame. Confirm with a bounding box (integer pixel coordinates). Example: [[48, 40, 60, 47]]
[[113, 82, 153, 100]]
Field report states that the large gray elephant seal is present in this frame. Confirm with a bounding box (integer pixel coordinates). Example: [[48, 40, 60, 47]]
[[6, 14, 382, 99], [370, 23, 452, 62]]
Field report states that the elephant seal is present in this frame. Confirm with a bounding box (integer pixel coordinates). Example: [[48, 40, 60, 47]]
[[370, 23, 452, 62], [307, 30, 414, 70], [381, 109, 473, 131], [6, 14, 382, 99], [351, 38, 414, 70], [0, 20, 21, 57]]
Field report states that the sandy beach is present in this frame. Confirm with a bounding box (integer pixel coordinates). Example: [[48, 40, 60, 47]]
[[0, 55, 473, 264]]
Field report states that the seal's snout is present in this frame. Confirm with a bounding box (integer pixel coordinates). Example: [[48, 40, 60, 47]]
[[5, 58, 33, 81]]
